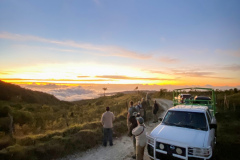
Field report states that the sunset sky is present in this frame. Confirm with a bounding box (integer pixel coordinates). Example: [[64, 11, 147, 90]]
[[0, 0, 240, 100]]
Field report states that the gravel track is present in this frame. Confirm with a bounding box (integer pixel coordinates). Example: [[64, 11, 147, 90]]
[[58, 99, 173, 160]]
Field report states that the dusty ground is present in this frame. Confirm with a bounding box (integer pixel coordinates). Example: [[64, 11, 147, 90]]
[[58, 99, 173, 160]]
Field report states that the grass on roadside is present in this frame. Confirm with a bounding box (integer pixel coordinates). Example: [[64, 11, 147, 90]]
[[214, 109, 240, 160]]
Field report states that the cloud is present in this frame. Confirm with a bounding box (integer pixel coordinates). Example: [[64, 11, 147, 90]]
[[170, 70, 232, 79], [20, 83, 62, 90], [157, 56, 180, 63], [1, 78, 112, 82], [0, 32, 150, 60], [0, 72, 11, 75], [95, 75, 174, 81], [146, 68, 233, 80], [145, 69, 169, 75], [219, 64, 240, 71], [215, 49, 240, 57], [77, 76, 91, 78], [19, 83, 98, 101], [49, 86, 96, 101]]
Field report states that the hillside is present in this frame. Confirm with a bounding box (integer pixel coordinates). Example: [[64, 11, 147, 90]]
[[0, 80, 61, 105], [0, 81, 153, 160], [1, 82, 239, 160]]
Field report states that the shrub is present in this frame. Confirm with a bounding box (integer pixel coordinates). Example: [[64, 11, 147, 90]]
[[12, 110, 33, 126], [0, 135, 16, 150], [0, 105, 11, 117]]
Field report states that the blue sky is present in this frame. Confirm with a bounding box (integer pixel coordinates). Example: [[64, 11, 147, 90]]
[[0, 0, 240, 100]]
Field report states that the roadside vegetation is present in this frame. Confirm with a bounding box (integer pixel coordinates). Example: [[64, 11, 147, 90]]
[[0, 81, 153, 160]]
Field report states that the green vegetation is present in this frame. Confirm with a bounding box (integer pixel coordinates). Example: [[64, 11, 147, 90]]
[[150, 88, 172, 100], [214, 92, 240, 160], [0, 81, 152, 160]]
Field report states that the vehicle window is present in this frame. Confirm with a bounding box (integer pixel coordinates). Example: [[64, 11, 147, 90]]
[[206, 109, 212, 119], [183, 95, 191, 99], [206, 112, 211, 126], [162, 111, 208, 131]]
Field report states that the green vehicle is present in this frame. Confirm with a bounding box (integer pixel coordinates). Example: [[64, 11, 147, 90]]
[[173, 87, 217, 117]]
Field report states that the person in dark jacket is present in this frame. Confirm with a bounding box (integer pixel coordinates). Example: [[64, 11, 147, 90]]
[[153, 100, 159, 123], [129, 112, 139, 159]]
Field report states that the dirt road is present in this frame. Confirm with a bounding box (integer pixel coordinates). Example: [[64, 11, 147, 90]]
[[59, 99, 173, 160]]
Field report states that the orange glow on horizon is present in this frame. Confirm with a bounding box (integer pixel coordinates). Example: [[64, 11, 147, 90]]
[[2, 78, 239, 87]]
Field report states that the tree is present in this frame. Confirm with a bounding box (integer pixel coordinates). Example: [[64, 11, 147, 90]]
[[134, 86, 139, 94], [103, 88, 107, 97], [234, 88, 238, 93], [159, 89, 167, 97]]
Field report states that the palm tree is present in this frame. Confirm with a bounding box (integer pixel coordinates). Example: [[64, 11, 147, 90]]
[[103, 87, 107, 96]]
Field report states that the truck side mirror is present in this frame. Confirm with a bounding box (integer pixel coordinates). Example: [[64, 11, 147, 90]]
[[159, 117, 163, 121]]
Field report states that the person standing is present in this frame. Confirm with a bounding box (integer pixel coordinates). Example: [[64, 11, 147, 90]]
[[136, 101, 142, 113], [101, 107, 115, 146], [153, 100, 159, 123], [132, 117, 147, 160], [127, 101, 137, 135], [141, 98, 147, 120], [129, 112, 139, 159], [127, 101, 138, 159]]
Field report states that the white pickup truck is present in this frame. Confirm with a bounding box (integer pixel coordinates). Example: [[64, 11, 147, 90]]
[[147, 88, 217, 160]]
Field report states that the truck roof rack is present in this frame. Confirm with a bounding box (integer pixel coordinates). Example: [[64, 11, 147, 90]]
[[173, 87, 216, 116]]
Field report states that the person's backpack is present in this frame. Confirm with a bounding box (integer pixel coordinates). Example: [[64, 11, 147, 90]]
[[133, 106, 138, 114], [137, 104, 142, 111], [128, 116, 138, 137]]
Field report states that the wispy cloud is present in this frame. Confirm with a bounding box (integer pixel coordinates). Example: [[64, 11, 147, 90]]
[[170, 69, 232, 79], [1, 78, 112, 82], [215, 49, 240, 57], [0, 32, 150, 59], [145, 70, 168, 75], [157, 56, 180, 63], [77, 76, 91, 78], [146, 68, 232, 80], [95, 75, 174, 81], [0, 72, 11, 75], [219, 64, 240, 71]]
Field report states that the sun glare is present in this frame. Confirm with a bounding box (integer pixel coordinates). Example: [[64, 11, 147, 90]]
[[1, 63, 167, 85]]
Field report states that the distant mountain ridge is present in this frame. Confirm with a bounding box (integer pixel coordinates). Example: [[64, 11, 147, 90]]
[[0, 80, 61, 104]]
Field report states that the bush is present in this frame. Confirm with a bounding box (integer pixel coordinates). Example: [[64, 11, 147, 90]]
[[0, 105, 11, 117], [12, 110, 33, 126], [0, 135, 16, 150]]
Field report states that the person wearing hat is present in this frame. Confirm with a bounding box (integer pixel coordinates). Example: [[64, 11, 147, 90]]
[[132, 117, 146, 160], [127, 101, 138, 136], [101, 106, 115, 146], [129, 112, 139, 159]]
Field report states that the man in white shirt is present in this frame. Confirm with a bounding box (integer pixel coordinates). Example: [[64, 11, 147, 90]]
[[132, 117, 146, 160], [101, 107, 115, 146]]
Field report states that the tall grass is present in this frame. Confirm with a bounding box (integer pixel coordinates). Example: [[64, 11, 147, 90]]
[[0, 92, 151, 160]]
